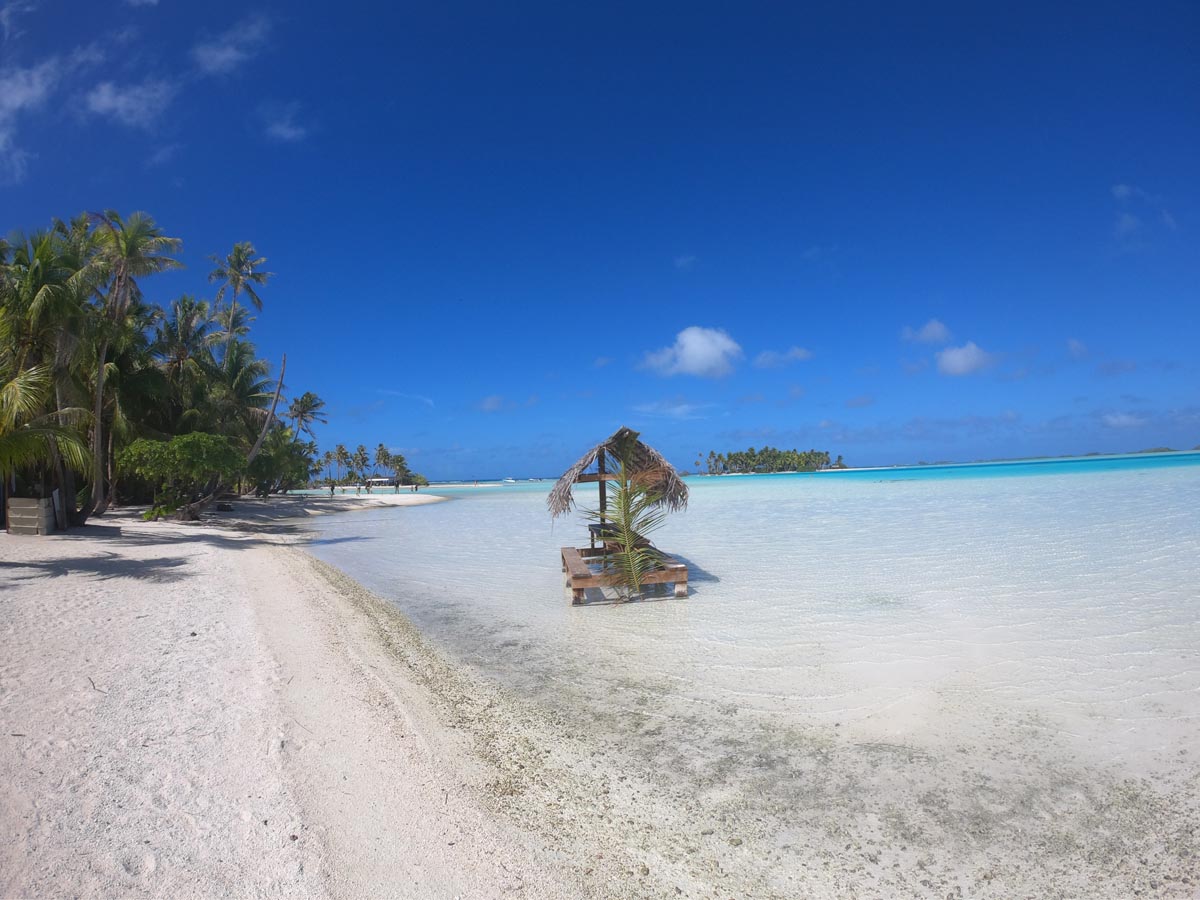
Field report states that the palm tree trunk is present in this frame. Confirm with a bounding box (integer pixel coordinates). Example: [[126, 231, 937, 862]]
[[245, 353, 285, 466], [105, 428, 117, 508], [53, 380, 80, 527], [80, 337, 110, 518], [223, 298, 240, 357]]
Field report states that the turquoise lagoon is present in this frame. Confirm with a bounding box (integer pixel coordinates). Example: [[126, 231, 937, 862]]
[[308, 451, 1200, 894]]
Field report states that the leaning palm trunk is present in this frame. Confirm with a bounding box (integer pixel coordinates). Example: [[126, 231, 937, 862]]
[[245, 353, 285, 467]]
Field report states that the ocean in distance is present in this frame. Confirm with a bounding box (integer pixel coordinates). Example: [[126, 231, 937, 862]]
[[308, 450, 1200, 895]]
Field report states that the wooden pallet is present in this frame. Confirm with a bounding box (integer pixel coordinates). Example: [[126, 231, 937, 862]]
[[561, 546, 688, 604]]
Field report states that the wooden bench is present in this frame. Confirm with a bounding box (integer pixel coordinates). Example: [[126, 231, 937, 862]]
[[561, 546, 688, 604]]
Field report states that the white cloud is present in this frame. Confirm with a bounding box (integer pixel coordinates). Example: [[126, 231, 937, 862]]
[[673, 254, 697, 271], [1111, 184, 1176, 242], [124, 0, 159, 6], [643, 326, 742, 378], [845, 394, 874, 409], [593, 356, 612, 368], [632, 400, 710, 420], [262, 101, 306, 141], [1067, 338, 1087, 360], [378, 389, 434, 408], [192, 15, 270, 76], [1111, 183, 1148, 202], [753, 346, 813, 368], [0, 56, 58, 182], [478, 395, 506, 413], [1102, 412, 1145, 428], [85, 79, 175, 128], [936, 341, 995, 376], [1113, 212, 1141, 239], [145, 142, 180, 167], [0, 43, 110, 182], [901, 318, 952, 344], [0, 1, 35, 42]]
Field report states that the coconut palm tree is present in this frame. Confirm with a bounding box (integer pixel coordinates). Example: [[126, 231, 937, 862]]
[[0, 364, 88, 495], [211, 339, 274, 446], [208, 242, 272, 354], [2, 228, 98, 523], [334, 444, 350, 483], [374, 442, 390, 479], [286, 391, 327, 443], [82, 210, 182, 516], [155, 296, 218, 405], [212, 302, 254, 351], [352, 444, 369, 489]]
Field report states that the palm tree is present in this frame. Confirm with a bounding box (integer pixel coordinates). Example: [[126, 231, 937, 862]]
[[287, 391, 327, 443], [211, 339, 274, 446], [352, 444, 369, 489], [212, 302, 253, 350], [3, 224, 102, 524], [154, 295, 219, 424], [0, 364, 88, 499], [335, 443, 350, 483], [82, 210, 182, 516], [321, 449, 335, 483], [95, 300, 164, 505], [374, 442, 390, 479], [208, 242, 273, 354]]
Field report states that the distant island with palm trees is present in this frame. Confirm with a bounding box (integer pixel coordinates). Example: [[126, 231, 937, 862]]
[[697, 446, 847, 475]]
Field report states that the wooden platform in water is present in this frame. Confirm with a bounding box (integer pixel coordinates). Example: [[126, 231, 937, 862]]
[[560, 546, 688, 604]]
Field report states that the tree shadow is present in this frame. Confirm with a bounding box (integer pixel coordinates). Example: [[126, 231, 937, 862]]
[[62, 521, 371, 552], [0, 517, 373, 593], [668, 555, 720, 584], [0, 553, 192, 588]]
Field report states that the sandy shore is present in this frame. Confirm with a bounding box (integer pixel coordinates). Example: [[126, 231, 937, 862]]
[[0, 500, 595, 899]]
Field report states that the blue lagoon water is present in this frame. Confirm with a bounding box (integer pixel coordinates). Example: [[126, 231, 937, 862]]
[[308, 452, 1200, 895]]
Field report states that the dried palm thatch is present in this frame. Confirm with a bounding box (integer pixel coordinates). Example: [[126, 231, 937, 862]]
[[547, 426, 688, 518]]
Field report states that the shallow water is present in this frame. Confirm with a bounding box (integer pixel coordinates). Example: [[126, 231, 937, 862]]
[[309, 456, 1200, 895]]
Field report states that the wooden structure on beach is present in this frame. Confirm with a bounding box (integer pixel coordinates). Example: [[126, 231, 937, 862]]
[[548, 427, 689, 604]]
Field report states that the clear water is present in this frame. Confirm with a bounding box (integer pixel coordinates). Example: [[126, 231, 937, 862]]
[[307, 453, 1200, 893]]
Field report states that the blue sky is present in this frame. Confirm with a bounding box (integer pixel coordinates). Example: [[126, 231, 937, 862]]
[[2, 1, 1197, 478]]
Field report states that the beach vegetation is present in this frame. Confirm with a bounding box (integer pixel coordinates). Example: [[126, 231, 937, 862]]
[[118, 432, 244, 519], [0, 209, 332, 524], [0, 364, 89, 485], [247, 427, 317, 496]]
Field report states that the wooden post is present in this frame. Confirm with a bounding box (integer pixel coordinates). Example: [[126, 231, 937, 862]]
[[598, 449, 607, 522]]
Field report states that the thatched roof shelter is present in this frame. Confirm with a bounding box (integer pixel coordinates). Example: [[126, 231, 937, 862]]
[[547, 426, 689, 519]]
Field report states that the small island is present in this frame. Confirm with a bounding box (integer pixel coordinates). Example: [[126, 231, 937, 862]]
[[701, 446, 847, 474]]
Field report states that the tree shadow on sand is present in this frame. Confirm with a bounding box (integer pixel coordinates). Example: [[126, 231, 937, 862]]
[[0, 519, 371, 592], [0, 552, 192, 588]]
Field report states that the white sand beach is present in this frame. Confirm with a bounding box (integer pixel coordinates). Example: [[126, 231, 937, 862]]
[[0, 501, 592, 899]]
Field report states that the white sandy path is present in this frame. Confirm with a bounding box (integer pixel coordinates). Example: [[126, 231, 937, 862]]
[[0, 514, 581, 899]]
